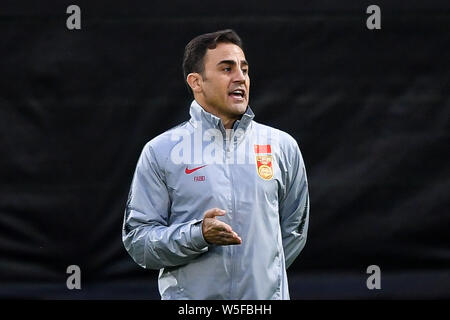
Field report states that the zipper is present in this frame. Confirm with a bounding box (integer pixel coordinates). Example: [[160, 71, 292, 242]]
[[223, 128, 236, 299]]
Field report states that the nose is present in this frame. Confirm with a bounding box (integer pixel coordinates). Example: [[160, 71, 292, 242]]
[[233, 68, 246, 83]]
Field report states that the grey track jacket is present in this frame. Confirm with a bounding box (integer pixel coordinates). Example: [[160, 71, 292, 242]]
[[122, 100, 310, 299]]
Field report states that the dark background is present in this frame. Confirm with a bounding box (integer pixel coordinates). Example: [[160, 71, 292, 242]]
[[0, 0, 449, 299]]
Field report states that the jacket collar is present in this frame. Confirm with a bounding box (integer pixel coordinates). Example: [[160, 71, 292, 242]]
[[188, 100, 255, 133]]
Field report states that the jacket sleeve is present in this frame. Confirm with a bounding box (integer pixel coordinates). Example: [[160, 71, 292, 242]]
[[122, 143, 209, 270], [279, 139, 310, 269]]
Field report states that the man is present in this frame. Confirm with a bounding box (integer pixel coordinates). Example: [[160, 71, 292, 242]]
[[122, 29, 309, 300]]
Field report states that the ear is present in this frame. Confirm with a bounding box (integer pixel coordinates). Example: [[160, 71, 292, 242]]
[[186, 73, 203, 94]]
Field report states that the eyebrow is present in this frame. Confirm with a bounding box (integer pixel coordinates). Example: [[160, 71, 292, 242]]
[[217, 60, 249, 67]]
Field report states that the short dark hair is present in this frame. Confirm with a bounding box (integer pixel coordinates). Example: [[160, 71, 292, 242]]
[[182, 29, 243, 94]]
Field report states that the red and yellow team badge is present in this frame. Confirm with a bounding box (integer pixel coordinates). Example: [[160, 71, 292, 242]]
[[254, 144, 273, 180]]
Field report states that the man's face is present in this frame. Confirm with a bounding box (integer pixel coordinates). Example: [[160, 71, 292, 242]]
[[198, 43, 250, 121]]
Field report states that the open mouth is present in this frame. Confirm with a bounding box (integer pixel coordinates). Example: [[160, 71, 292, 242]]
[[229, 89, 245, 100]]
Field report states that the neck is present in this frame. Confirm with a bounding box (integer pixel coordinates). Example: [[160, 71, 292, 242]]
[[221, 118, 236, 130], [196, 100, 240, 129]]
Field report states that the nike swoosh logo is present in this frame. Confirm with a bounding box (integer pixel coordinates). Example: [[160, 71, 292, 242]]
[[185, 165, 208, 174]]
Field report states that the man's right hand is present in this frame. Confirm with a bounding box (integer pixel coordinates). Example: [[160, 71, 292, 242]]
[[201, 208, 242, 245]]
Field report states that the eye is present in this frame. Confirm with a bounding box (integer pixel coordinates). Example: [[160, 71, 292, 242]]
[[223, 67, 231, 72], [242, 68, 248, 75]]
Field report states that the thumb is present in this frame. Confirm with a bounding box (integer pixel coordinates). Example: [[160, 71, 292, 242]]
[[204, 208, 226, 219]]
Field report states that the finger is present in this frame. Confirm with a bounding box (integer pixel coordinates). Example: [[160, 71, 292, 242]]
[[221, 236, 242, 245], [204, 208, 226, 219], [209, 233, 242, 246], [213, 220, 233, 233], [204, 219, 229, 232], [219, 231, 242, 244], [232, 233, 242, 244], [208, 231, 236, 242], [218, 230, 238, 238], [229, 238, 242, 245]]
